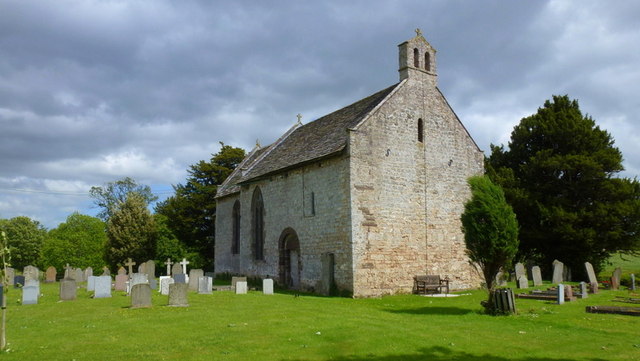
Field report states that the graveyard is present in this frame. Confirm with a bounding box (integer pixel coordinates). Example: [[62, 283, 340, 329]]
[[1, 259, 640, 360]]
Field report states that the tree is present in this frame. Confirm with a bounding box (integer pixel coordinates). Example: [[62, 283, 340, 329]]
[[105, 193, 157, 269], [89, 177, 157, 221], [155, 142, 245, 269], [461, 176, 519, 313], [0, 216, 46, 270], [487, 95, 640, 277], [40, 213, 107, 271], [154, 214, 186, 270]]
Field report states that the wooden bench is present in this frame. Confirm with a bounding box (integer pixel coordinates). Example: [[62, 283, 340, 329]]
[[414, 275, 449, 294]]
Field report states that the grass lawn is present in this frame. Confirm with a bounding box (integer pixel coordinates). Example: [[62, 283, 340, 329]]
[[600, 253, 640, 278], [2, 281, 639, 361]]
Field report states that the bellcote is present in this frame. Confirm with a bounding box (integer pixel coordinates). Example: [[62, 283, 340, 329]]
[[398, 29, 437, 83]]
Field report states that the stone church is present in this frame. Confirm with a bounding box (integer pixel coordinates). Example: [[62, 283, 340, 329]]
[[214, 31, 484, 297]]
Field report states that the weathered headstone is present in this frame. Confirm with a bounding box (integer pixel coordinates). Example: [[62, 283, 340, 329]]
[[531, 266, 543, 286], [236, 281, 248, 294], [557, 284, 564, 305], [231, 276, 247, 290], [115, 273, 128, 291], [164, 258, 173, 276], [515, 263, 526, 282], [552, 260, 564, 284], [160, 276, 174, 296], [168, 283, 189, 307], [137, 262, 147, 275], [584, 262, 598, 285], [60, 279, 77, 301], [589, 281, 599, 294], [263, 278, 274, 295], [94, 275, 112, 298], [45, 266, 57, 283], [180, 258, 190, 274], [118, 267, 127, 276], [125, 258, 136, 277], [22, 284, 38, 305], [87, 275, 97, 291], [145, 260, 156, 278], [5, 267, 14, 285], [611, 267, 622, 290], [14, 275, 25, 288], [25, 279, 40, 295], [517, 275, 528, 289], [101, 266, 111, 276], [564, 284, 574, 299], [84, 267, 93, 281], [494, 271, 507, 287], [75, 268, 84, 283], [171, 263, 183, 275], [130, 283, 152, 308], [188, 269, 204, 291], [173, 274, 187, 284], [198, 276, 213, 294], [580, 282, 588, 299], [130, 273, 148, 287], [23, 265, 39, 282]]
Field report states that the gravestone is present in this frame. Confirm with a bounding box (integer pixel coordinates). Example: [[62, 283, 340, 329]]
[[23, 265, 39, 282], [263, 278, 274, 295], [45, 266, 57, 283], [60, 279, 77, 301], [118, 267, 127, 276], [64, 265, 74, 280], [171, 263, 183, 275], [84, 267, 93, 281], [179, 258, 190, 274], [168, 283, 189, 307], [25, 279, 40, 295], [101, 266, 110, 276], [173, 274, 187, 284], [236, 281, 248, 294], [515, 263, 526, 282], [552, 260, 564, 284], [531, 266, 543, 286], [145, 260, 156, 290], [22, 284, 38, 305], [94, 276, 112, 298], [584, 262, 598, 284], [557, 284, 564, 305], [87, 275, 97, 291], [231, 276, 247, 290], [589, 282, 599, 294], [5, 267, 14, 285], [115, 273, 128, 291], [164, 258, 173, 276], [517, 275, 528, 289], [130, 273, 148, 287], [75, 268, 84, 283], [130, 283, 152, 308], [160, 276, 174, 296], [125, 258, 136, 277], [14, 275, 25, 288], [563, 266, 572, 283], [137, 263, 147, 275], [198, 276, 212, 294], [580, 282, 588, 299], [631, 274, 636, 291], [564, 284, 574, 299], [188, 269, 204, 291], [494, 271, 507, 287], [611, 267, 622, 290]]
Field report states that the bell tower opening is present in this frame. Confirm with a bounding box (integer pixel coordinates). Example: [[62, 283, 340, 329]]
[[398, 28, 437, 83]]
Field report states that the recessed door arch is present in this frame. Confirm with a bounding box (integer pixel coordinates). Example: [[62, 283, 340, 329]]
[[278, 228, 301, 289]]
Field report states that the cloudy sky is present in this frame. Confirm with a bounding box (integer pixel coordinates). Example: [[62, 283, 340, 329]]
[[1, 0, 639, 229]]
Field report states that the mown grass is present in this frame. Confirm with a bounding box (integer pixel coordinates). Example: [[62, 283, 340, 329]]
[[2, 280, 640, 361], [601, 253, 640, 278]]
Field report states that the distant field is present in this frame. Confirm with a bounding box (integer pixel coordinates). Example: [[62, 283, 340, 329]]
[[2, 282, 639, 360], [600, 253, 640, 278]]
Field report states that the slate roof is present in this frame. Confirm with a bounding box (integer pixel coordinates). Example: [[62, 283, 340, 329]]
[[215, 82, 400, 199]]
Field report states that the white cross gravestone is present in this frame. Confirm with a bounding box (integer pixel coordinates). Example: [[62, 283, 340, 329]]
[[180, 258, 190, 275], [235, 281, 248, 294], [263, 278, 274, 295], [125, 258, 136, 278], [94, 275, 112, 298], [165, 258, 173, 276]]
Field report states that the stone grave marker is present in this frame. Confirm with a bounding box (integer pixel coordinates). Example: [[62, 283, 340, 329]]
[[75, 268, 84, 283], [22, 284, 38, 305], [87, 275, 97, 291], [564, 284, 574, 299], [188, 269, 204, 291], [263, 278, 274, 295], [118, 267, 127, 276], [130, 283, 152, 308], [94, 276, 112, 298], [552, 260, 564, 284], [168, 283, 189, 307], [584, 262, 598, 285], [515, 263, 526, 282], [131, 273, 148, 287], [164, 258, 173, 276], [236, 281, 248, 294], [580, 282, 588, 299], [25, 279, 40, 295], [137, 262, 147, 275], [589, 282, 599, 294], [64, 264, 73, 279], [494, 271, 507, 287], [84, 267, 93, 281], [14, 275, 25, 288], [60, 279, 77, 301], [23, 265, 39, 282], [517, 275, 528, 289], [531, 266, 543, 286], [45, 266, 57, 283], [611, 267, 622, 290], [125, 258, 136, 277], [171, 263, 183, 275], [115, 273, 128, 291], [179, 258, 190, 274], [145, 260, 156, 290], [101, 266, 110, 276], [5, 267, 14, 286], [232, 276, 247, 290], [557, 284, 564, 305], [160, 276, 174, 295], [198, 276, 212, 294], [174, 274, 187, 284]]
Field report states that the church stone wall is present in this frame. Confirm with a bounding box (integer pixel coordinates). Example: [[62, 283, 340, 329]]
[[215, 156, 353, 293], [349, 74, 483, 297]]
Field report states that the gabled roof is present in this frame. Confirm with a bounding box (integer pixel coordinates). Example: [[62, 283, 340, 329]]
[[215, 82, 400, 199]]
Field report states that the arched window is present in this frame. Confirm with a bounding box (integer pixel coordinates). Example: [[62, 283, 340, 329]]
[[413, 48, 419, 68], [231, 200, 241, 255], [425, 52, 431, 72], [251, 187, 265, 261], [418, 118, 424, 143]]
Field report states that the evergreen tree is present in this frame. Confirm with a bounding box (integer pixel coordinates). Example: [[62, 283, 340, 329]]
[[487, 95, 640, 276], [0, 216, 46, 270]]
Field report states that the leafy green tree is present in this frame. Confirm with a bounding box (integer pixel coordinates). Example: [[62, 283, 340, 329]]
[[0, 216, 46, 270], [40, 213, 107, 272], [487, 95, 640, 277], [155, 142, 245, 270], [461, 176, 519, 313], [90, 177, 157, 221], [105, 193, 157, 269], [154, 214, 186, 271]]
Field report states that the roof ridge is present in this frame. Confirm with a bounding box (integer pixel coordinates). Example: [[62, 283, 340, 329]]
[[241, 121, 302, 177], [218, 144, 262, 190]]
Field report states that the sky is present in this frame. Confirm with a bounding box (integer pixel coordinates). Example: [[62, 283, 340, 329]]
[[1, 0, 639, 229]]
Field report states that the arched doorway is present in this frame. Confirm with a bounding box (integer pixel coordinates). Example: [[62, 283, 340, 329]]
[[278, 228, 301, 289]]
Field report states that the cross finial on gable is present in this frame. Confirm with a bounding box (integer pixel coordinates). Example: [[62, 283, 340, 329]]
[[296, 113, 303, 124], [256, 139, 261, 148], [415, 28, 422, 37]]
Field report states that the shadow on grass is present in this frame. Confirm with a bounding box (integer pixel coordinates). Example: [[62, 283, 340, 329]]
[[285, 346, 607, 361], [385, 306, 476, 315]]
